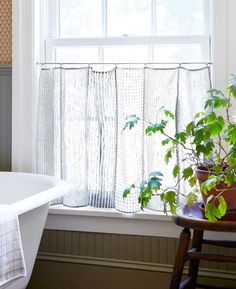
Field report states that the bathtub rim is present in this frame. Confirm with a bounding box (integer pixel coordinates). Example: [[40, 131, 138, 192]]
[[0, 172, 69, 216]]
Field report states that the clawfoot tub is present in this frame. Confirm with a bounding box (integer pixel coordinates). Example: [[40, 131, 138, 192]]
[[0, 172, 69, 289]]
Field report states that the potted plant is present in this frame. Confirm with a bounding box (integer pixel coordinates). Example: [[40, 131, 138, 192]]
[[123, 74, 236, 222]]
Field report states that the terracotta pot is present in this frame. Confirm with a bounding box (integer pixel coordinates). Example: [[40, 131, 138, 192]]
[[195, 166, 236, 211]]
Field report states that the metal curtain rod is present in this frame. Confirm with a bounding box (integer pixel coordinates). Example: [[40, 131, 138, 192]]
[[37, 62, 212, 65]]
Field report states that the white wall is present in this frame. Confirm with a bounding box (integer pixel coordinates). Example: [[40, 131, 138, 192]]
[[228, 0, 236, 75], [212, 0, 236, 90]]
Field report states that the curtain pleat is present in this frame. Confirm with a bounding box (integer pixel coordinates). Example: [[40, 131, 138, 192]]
[[62, 68, 89, 207], [177, 67, 212, 202], [115, 68, 144, 212], [37, 66, 211, 212], [87, 69, 117, 208], [144, 68, 179, 210]]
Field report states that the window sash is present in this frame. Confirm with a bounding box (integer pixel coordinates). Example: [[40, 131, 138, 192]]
[[45, 35, 210, 63], [48, 0, 210, 38], [46, 0, 211, 63]]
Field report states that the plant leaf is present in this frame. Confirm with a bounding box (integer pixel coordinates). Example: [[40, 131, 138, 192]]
[[228, 125, 236, 144], [218, 196, 227, 217], [194, 129, 204, 144], [123, 115, 140, 130], [162, 138, 171, 145], [140, 180, 147, 192], [205, 89, 229, 109], [209, 122, 224, 137], [138, 187, 152, 210], [172, 165, 180, 178], [160, 190, 177, 214], [148, 177, 162, 190], [200, 175, 221, 195], [182, 166, 194, 180], [123, 188, 131, 198], [205, 202, 221, 222], [145, 121, 167, 135], [212, 165, 223, 175], [149, 171, 164, 178], [186, 191, 198, 206], [205, 112, 217, 124], [189, 176, 197, 187], [164, 147, 174, 164], [123, 184, 135, 198], [164, 109, 175, 119], [204, 142, 214, 159], [186, 121, 195, 136], [228, 74, 236, 98], [175, 131, 187, 143]]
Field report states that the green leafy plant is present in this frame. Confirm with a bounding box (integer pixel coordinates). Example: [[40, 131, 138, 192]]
[[123, 74, 236, 222]]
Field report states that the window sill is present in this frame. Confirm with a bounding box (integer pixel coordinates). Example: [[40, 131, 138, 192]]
[[46, 205, 236, 240], [45, 205, 182, 237]]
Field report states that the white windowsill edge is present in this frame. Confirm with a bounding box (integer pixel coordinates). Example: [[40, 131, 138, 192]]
[[46, 205, 182, 238], [45, 205, 236, 240], [48, 205, 171, 221]]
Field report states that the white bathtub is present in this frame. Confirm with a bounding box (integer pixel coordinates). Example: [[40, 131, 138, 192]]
[[0, 172, 69, 289]]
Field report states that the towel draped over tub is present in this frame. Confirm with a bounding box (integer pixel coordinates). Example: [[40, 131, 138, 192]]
[[0, 205, 26, 288]]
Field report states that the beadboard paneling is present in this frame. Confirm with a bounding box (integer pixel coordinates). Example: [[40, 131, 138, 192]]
[[28, 229, 236, 289], [0, 68, 12, 170], [39, 230, 236, 272]]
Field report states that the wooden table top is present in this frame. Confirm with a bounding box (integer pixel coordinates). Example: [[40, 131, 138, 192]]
[[174, 203, 236, 232]]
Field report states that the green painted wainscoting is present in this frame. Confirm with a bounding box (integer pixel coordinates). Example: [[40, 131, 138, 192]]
[[27, 230, 236, 289]]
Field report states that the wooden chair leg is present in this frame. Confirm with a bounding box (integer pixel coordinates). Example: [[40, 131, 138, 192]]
[[187, 230, 204, 289], [169, 228, 191, 289]]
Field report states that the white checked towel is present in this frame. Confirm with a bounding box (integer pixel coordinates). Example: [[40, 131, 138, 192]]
[[0, 205, 26, 288]]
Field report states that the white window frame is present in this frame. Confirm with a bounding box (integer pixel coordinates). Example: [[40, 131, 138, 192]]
[[12, 0, 236, 236], [45, 0, 211, 63]]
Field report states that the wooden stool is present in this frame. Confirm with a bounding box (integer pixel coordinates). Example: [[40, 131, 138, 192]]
[[169, 203, 236, 289]]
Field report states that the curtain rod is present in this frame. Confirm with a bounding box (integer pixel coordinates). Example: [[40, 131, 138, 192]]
[[37, 62, 212, 65]]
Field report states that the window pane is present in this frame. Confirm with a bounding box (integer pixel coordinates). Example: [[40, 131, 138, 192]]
[[56, 48, 100, 63], [107, 0, 151, 36], [153, 45, 205, 62], [60, 0, 102, 37], [156, 0, 210, 35], [104, 46, 149, 63]]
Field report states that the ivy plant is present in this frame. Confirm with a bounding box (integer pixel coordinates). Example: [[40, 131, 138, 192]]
[[123, 74, 236, 222]]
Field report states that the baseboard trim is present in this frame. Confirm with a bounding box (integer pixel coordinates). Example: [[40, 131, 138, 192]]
[[37, 252, 236, 281]]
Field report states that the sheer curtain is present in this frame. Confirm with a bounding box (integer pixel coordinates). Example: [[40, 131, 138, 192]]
[[37, 65, 211, 212]]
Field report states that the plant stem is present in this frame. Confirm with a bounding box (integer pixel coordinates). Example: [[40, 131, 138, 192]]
[[226, 94, 232, 125]]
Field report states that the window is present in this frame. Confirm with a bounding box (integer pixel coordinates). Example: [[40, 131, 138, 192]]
[[37, 0, 212, 214], [45, 0, 211, 64]]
